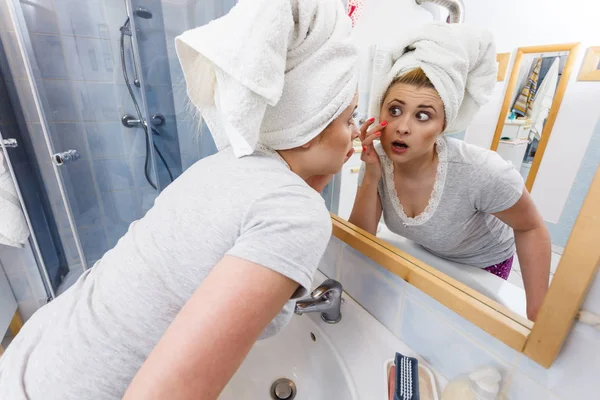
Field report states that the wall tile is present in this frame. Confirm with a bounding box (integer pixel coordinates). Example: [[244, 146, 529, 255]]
[[78, 225, 108, 265], [30, 34, 68, 79], [55, 0, 108, 38], [180, 152, 198, 171], [167, 45, 184, 85], [115, 83, 141, 118], [93, 157, 134, 191], [43, 80, 79, 121], [162, 3, 186, 44], [0, 31, 27, 80], [503, 370, 559, 400], [339, 245, 405, 331], [101, 188, 139, 226], [85, 121, 126, 159], [15, 79, 39, 122], [404, 284, 521, 365], [516, 323, 600, 399], [129, 155, 157, 189], [20, 0, 59, 35], [123, 127, 147, 158], [73, 82, 118, 121], [318, 237, 342, 280], [398, 296, 510, 382], [101, 189, 138, 248], [103, 0, 128, 43], [62, 162, 103, 227], [136, 186, 158, 214], [51, 121, 90, 160], [62, 36, 115, 82]]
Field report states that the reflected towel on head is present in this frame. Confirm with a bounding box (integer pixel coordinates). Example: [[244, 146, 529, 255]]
[[368, 22, 497, 134], [175, 0, 358, 158]]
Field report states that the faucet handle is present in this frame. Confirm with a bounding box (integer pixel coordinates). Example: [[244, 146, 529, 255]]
[[310, 278, 342, 299]]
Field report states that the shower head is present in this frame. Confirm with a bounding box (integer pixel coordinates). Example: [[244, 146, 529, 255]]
[[134, 7, 153, 19]]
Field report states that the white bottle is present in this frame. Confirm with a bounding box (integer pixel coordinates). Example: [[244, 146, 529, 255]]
[[441, 367, 502, 400]]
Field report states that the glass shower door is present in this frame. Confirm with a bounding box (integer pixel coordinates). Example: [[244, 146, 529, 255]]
[[6, 0, 164, 285]]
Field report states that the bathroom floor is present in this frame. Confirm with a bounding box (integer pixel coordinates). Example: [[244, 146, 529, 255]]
[[508, 251, 561, 289]]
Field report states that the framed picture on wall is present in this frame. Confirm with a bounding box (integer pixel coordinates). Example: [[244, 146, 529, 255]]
[[577, 46, 600, 81]]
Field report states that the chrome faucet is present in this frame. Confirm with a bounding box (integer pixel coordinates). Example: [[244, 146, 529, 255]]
[[294, 279, 343, 324]]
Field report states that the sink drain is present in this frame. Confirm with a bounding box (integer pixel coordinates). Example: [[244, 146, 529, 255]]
[[270, 378, 297, 400]]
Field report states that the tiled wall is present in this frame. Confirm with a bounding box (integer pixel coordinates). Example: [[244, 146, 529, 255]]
[[160, 0, 232, 170], [319, 237, 600, 399], [0, 0, 191, 269]]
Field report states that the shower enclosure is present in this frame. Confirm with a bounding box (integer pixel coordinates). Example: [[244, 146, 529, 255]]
[[0, 0, 237, 297], [0, 0, 337, 300]]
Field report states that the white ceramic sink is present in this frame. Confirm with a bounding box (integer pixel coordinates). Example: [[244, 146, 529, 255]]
[[219, 271, 445, 399], [219, 310, 357, 400]]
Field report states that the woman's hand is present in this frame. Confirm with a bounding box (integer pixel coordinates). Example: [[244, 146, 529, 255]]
[[359, 118, 386, 183]]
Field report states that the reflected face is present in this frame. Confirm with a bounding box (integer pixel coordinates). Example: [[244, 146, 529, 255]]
[[314, 93, 360, 173], [379, 83, 445, 163]]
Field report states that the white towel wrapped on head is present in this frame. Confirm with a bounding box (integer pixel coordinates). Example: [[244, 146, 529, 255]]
[[175, 0, 358, 158], [368, 22, 497, 134]]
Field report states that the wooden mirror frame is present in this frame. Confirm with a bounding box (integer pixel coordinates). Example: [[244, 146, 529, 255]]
[[490, 43, 581, 191], [332, 163, 600, 368]]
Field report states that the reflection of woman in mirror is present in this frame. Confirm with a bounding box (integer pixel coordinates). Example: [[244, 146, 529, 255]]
[[349, 23, 551, 321]]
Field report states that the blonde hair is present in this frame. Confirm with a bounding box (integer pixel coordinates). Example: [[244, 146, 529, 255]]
[[392, 68, 435, 89]]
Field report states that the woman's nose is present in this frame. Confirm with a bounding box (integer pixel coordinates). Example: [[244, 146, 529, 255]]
[[351, 125, 360, 141], [395, 116, 411, 135]]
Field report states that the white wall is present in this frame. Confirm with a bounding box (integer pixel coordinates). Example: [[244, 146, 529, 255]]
[[351, 0, 433, 118], [462, 0, 600, 223], [319, 237, 600, 399]]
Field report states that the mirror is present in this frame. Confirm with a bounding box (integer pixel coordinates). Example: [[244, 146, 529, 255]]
[[490, 44, 579, 190], [332, 34, 591, 324]]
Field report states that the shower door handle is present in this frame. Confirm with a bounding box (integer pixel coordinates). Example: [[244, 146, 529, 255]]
[[52, 150, 80, 166], [1, 138, 18, 148]]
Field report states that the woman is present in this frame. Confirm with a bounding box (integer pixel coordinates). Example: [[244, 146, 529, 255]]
[[0, 1, 359, 399], [349, 23, 550, 321]]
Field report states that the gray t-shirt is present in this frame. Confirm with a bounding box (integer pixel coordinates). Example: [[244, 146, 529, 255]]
[[0, 148, 331, 399], [359, 137, 523, 266]]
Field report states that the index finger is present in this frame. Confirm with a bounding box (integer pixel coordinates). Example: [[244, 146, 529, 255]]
[[359, 117, 376, 140]]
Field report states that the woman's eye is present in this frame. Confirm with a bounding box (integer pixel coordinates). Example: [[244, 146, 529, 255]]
[[416, 112, 430, 121], [389, 107, 401, 117]]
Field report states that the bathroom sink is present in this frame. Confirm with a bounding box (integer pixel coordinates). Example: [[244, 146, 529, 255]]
[[219, 271, 446, 399], [219, 310, 357, 400]]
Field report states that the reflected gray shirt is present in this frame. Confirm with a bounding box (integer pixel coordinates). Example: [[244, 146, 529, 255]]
[[0, 148, 331, 399], [360, 137, 524, 266]]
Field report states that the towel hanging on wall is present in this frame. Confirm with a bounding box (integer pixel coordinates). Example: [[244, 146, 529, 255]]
[[0, 151, 29, 248], [512, 57, 542, 118]]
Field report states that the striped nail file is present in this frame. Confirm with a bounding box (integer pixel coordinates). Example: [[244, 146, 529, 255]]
[[394, 352, 420, 400]]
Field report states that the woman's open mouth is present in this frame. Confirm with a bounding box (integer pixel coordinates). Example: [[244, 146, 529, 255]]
[[391, 140, 409, 154]]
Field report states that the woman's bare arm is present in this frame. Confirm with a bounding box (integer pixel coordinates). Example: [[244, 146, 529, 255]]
[[123, 256, 299, 400], [493, 189, 551, 321], [348, 177, 383, 235]]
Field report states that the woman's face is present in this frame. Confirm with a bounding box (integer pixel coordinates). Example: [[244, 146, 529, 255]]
[[310, 93, 360, 174], [379, 83, 445, 164]]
